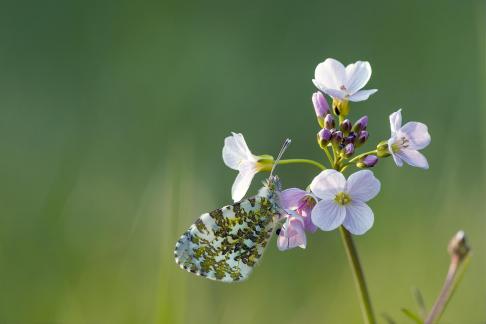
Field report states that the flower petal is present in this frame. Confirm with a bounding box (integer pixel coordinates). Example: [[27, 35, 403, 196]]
[[346, 170, 381, 202], [389, 109, 402, 135], [299, 204, 318, 233], [277, 216, 307, 251], [343, 201, 374, 235], [311, 199, 346, 231], [345, 61, 372, 95], [310, 169, 346, 200], [348, 89, 377, 102], [231, 166, 257, 202], [222, 132, 255, 170], [279, 188, 307, 210], [314, 58, 346, 91], [396, 149, 429, 169], [399, 122, 431, 150]]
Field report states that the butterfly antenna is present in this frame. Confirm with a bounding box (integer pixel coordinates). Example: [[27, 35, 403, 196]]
[[269, 138, 291, 178]]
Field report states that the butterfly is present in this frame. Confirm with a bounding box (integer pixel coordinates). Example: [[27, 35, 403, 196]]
[[174, 139, 291, 282]]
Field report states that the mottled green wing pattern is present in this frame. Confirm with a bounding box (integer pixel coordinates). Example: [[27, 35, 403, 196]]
[[174, 196, 278, 282]]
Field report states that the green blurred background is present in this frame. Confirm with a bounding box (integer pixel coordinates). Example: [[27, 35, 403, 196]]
[[0, 0, 485, 323]]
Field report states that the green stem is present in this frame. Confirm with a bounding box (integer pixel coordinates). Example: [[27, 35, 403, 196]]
[[277, 159, 326, 170], [347, 150, 378, 165], [339, 226, 376, 324], [323, 147, 334, 165]]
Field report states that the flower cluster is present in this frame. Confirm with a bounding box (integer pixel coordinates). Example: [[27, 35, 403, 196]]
[[222, 58, 431, 251]]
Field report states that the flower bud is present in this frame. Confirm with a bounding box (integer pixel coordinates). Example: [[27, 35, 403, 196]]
[[324, 114, 335, 129], [352, 116, 368, 133], [340, 119, 352, 134], [448, 230, 470, 261], [331, 130, 343, 145], [357, 155, 378, 168], [357, 130, 369, 145], [344, 132, 356, 145], [312, 92, 329, 128], [317, 128, 332, 148], [376, 140, 391, 157], [343, 143, 355, 157]]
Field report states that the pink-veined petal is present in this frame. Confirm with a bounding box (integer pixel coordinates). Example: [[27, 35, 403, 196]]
[[311, 199, 346, 231], [277, 216, 307, 251], [396, 149, 429, 169], [279, 188, 307, 210], [346, 170, 381, 202], [314, 58, 346, 91], [389, 109, 402, 135], [343, 200, 374, 235], [345, 61, 372, 94], [310, 169, 346, 200], [399, 122, 431, 150], [298, 204, 318, 233]]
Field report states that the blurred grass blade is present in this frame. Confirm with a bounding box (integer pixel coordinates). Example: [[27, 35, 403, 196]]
[[412, 287, 427, 317], [401, 308, 423, 324]]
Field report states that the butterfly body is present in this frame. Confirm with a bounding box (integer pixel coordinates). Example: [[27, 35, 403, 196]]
[[174, 176, 282, 282]]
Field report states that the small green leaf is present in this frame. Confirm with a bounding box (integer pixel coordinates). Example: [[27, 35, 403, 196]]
[[412, 287, 427, 317], [401, 308, 423, 324]]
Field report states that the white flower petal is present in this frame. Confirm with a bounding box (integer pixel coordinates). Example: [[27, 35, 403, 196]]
[[390, 151, 404, 167], [396, 149, 429, 169], [310, 169, 346, 200], [348, 89, 377, 102], [345, 61, 372, 94], [389, 109, 402, 135], [343, 201, 374, 235], [346, 170, 381, 202], [311, 199, 346, 231], [314, 58, 346, 91], [231, 167, 257, 202], [322, 87, 347, 100], [399, 122, 431, 150], [222, 132, 255, 170], [279, 188, 307, 210]]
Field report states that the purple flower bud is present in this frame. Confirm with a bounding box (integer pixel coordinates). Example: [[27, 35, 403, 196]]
[[343, 143, 355, 157], [358, 155, 378, 168], [318, 128, 332, 142], [317, 128, 332, 148], [344, 132, 356, 145], [358, 130, 369, 144], [340, 119, 352, 134], [331, 130, 343, 144], [353, 116, 368, 132], [312, 92, 329, 118], [324, 114, 335, 129]]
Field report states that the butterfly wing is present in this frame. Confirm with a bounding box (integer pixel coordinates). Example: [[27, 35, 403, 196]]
[[174, 196, 278, 282]]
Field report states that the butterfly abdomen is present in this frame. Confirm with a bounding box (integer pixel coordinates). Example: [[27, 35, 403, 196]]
[[174, 196, 278, 282]]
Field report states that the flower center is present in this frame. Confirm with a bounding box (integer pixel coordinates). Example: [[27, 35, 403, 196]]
[[391, 136, 409, 153], [334, 192, 351, 206]]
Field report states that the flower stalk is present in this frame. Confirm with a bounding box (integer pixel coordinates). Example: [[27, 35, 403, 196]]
[[339, 226, 376, 324], [424, 231, 471, 324]]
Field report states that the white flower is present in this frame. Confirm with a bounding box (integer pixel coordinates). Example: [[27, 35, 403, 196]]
[[312, 58, 377, 102], [388, 109, 431, 169], [222, 132, 271, 202], [310, 170, 380, 235]]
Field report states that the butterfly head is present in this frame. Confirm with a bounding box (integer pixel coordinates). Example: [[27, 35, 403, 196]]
[[257, 138, 290, 200]]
